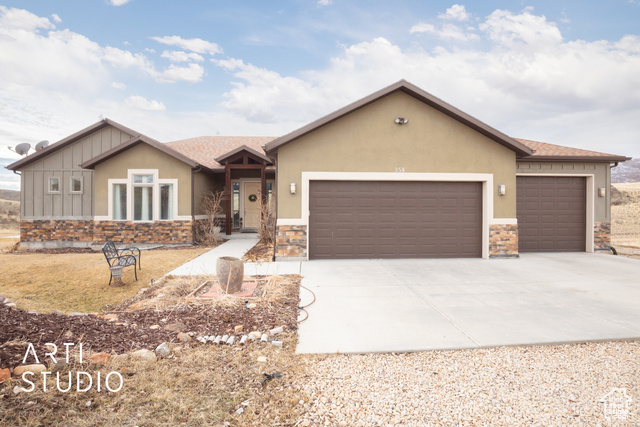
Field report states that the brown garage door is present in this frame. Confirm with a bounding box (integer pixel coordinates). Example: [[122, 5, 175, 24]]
[[516, 176, 586, 252], [309, 181, 482, 259]]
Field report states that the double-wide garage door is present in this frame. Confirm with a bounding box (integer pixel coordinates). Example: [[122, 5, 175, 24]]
[[516, 176, 586, 252], [309, 181, 482, 259]]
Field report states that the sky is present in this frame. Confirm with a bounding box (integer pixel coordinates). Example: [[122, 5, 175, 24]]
[[1, 0, 639, 190]]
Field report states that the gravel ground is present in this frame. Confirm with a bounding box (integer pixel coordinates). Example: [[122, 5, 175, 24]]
[[294, 341, 639, 426]]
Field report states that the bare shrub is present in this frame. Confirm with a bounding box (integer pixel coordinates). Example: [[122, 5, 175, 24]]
[[195, 190, 225, 245], [258, 196, 276, 244]]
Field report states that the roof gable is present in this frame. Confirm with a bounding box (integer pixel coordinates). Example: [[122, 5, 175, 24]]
[[6, 118, 140, 171], [214, 144, 273, 165], [264, 80, 534, 157], [166, 136, 276, 169], [81, 135, 201, 170], [516, 139, 631, 162]]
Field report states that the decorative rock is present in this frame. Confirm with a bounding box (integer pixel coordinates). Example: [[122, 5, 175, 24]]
[[0, 368, 11, 383], [235, 407, 244, 415], [5, 303, 17, 309], [177, 332, 192, 343], [221, 334, 229, 344], [247, 303, 257, 309], [257, 356, 267, 363], [269, 326, 284, 335], [89, 352, 111, 365], [13, 364, 47, 376], [68, 312, 88, 316], [149, 325, 161, 330], [100, 314, 119, 322], [131, 349, 157, 362], [260, 334, 269, 343], [164, 322, 187, 332], [248, 331, 262, 340], [13, 386, 25, 395], [111, 354, 130, 363], [240, 335, 248, 345], [234, 325, 244, 334], [213, 335, 222, 344], [272, 341, 283, 347], [227, 336, 235, 345], [155, 342, 171, 357]]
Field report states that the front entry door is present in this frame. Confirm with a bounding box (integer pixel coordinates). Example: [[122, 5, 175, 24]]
[[243, 182, 261, 229]]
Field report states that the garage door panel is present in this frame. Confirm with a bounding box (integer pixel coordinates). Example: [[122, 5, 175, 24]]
[[517, 176, 586, 252], [309, 181, 482, 259]]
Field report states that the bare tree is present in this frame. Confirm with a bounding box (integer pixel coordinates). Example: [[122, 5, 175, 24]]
[[195, 190, 225, 245]]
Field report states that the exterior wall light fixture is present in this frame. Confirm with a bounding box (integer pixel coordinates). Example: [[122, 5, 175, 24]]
[[290, 182, 297, 194], [394, 117, 408, 125], [598, 187, 606, 197], [498, 184, 506, 196]]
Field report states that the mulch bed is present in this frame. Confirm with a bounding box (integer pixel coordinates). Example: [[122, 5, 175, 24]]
[[242, 241, 274, 262], [0, 282, 300, 369]]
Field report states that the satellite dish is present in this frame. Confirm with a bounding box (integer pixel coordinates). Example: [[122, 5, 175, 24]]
[[15, 143, 31, 156], [35, 140, 49, 151]]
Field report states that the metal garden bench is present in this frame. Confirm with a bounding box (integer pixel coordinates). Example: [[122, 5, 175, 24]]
[[102, 241, 141, 286]]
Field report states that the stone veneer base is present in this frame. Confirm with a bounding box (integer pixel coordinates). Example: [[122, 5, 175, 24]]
[[594, 221, 611, 251], [20, 219, 195, 248], [489, 223, 519, 258], [275, 225, 307, 259]]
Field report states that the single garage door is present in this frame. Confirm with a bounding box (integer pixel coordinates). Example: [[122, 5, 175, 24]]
[[516, 176, 586, 252], [309, 181, 482, 259]]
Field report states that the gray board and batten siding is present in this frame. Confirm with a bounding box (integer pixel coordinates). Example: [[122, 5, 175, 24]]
[[19, 125, 135, 219]]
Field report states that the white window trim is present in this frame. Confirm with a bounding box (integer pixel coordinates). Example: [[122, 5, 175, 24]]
[[69, 177, 83, 194], [48, 177, 60, 194], [516, 173, 595, 253], [277, 172, 495, 260], [104, 170, 185, 221]]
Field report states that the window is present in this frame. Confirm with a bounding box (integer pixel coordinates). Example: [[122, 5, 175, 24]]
[[133, 174, 153, 221], [108, 170, 177, 221], [48, 177, 60, 193], [160, 183, 173, 220], [113, 184, 127, 220], [70, 177, 83, 193], [232, 182, 240, 228]]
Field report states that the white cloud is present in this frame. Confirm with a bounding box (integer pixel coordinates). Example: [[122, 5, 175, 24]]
[[318, 0, 333, 5], [0, 6, 55, 31], [439, 5, 471, 21], [111, 81, 126, 89], [51, 14, 62, 23], [156, 63, 205, 83], [161, 50, 205, 62], [410, 23, 435, 34], [213, 9, 640, 156], [150, 36, 222, 55], [109, 0, 133, 6], [479, 8, 562, 47], [125, 95, 166, 111]]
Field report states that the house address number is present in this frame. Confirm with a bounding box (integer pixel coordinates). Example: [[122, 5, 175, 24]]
[[395, 167, 405, 173]]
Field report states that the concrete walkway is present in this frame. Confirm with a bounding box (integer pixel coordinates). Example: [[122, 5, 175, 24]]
[[167, 238, 259, 276], [296, 253, 640, 354]]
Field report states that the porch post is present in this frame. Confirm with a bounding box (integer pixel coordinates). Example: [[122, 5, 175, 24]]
[[225, 164, 232, 235]]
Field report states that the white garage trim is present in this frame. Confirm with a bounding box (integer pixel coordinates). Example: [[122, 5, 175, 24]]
[[279, 172, 495, 259], [516, 173, 595, 253]]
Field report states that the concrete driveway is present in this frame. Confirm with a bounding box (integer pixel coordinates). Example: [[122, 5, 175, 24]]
[[296, 253, 640, 353]]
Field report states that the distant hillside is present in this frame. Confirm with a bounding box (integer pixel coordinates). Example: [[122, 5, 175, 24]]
[[0, 189, 20, 202], [612, 158, 640, 183]]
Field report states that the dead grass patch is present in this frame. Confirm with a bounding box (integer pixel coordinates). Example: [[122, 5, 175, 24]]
[[0, 247, 211, 314], [0, 334, 309, 426]]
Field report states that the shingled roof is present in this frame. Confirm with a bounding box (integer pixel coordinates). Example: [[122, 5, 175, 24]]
[[166, 136, 276, 170], [516, 139, 631, 162]]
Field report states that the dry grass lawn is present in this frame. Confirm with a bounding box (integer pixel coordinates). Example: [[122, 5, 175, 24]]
[[0, 247, 210, 314], [612, 182, 640, 259]]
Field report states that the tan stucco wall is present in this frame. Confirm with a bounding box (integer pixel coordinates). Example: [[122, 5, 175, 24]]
[[276, 90, 517, 219], [516, 161, 611, 222], [94, 143, 192, 216], [193, 172, 222, 216]]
